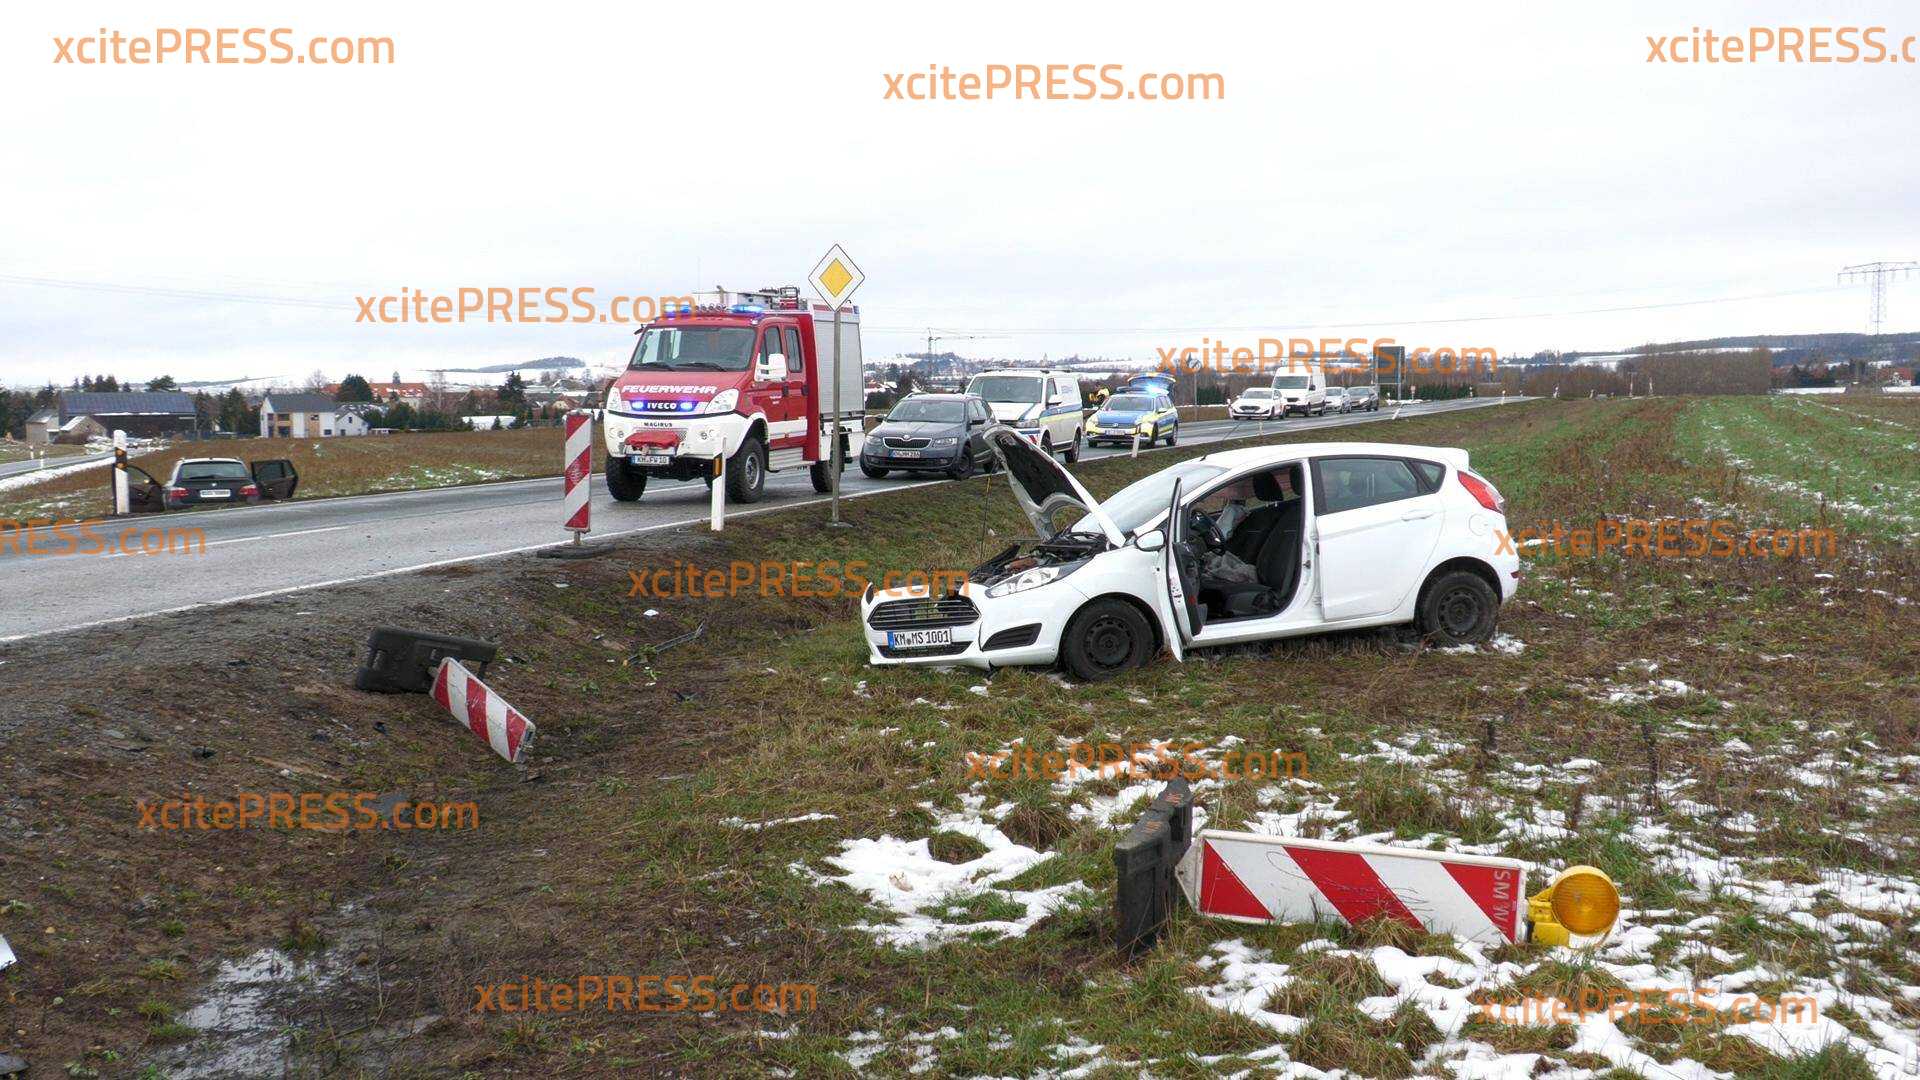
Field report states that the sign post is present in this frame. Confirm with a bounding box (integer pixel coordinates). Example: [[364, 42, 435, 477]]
[[809, 244, 864, 527], [111, 429, 130, 516]]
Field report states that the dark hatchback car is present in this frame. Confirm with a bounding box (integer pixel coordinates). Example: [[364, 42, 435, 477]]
[[860, 393, 997, 480], [124, 457, 299, 512]]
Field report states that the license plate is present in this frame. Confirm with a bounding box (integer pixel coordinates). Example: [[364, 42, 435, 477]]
[[199, 489, 230, 498], [887, 628, 953, 649], [893, 450, 922, 459], [630, 453, 670, 466]]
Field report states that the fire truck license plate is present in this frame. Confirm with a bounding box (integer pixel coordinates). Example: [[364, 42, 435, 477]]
[[888, 629, 953, 649], [630, 453, 670, 466]]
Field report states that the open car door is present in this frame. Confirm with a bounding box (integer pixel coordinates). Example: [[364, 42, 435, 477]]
[[124, 464, 165, 514], [251, 459, 299, 500], [1158, 477, 1205, 659]]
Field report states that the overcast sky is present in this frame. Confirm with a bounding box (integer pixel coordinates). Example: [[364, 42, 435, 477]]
[[2, 0, 1915, 386]]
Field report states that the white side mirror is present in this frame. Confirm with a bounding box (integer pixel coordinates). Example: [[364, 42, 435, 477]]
[[1136, 531, 1166, 552], [759, 354, 785, 381]]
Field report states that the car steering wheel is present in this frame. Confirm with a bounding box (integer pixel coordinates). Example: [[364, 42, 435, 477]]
[[1188, 507, 1227, 552]]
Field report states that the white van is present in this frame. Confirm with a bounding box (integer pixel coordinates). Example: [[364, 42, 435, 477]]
[[1271, 358, 1328, 417], [965, 369, 1085, 460]]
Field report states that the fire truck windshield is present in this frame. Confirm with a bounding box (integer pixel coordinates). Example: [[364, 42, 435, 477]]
[[628, 327, 756, 372]]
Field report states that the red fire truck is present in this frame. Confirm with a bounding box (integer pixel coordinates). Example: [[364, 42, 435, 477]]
[[599, 286, 866, 503]]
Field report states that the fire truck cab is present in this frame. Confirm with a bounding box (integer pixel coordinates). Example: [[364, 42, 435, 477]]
[[600, 287, 866, 503]]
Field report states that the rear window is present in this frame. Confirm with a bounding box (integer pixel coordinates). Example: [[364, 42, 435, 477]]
[[1409, 460, 1445, 492], [176, 461, 251, 482]]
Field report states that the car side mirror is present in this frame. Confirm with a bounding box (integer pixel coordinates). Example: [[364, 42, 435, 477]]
[[1046, 396, 1063, 407], [969, 417, 986, 426], [759, 355, 785, 381], [1136, 530, 1166, 552]]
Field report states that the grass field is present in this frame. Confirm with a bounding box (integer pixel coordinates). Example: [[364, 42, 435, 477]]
[[0, 440, 86, 465], [3, 397, 1915, 1078], [0, 426, 568, 521]]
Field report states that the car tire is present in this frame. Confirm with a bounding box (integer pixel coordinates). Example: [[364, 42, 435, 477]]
[[726, 435, 766, 503], [1164, 428, 1177, 446], [605, 459, 646, 502], [1060, 598, 1156, 681], [1064, 430, 1081, 463], [809, 458, 839, 494], [860, 461, 888, 479], [947, 452, 975, 480], [1040, 433, 1054, 458], [1416, 570, 1499, 646]]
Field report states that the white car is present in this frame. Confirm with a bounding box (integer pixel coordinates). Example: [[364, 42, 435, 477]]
[[965, 369, 1085, 461], [861, 428, 1519, 680], [1228, 387, 1279, 420]]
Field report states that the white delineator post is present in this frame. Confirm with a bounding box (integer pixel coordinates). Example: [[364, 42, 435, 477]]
[[430, 657, 535, 764], [111, 429, 130, 515], [561, 411, 590, 545], [710, 453, 724, 532]]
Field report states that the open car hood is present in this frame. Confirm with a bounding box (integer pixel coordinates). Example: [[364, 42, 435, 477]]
[[982, 426, 1125, 547]]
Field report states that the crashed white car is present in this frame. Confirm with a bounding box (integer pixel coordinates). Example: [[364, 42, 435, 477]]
[[860, 427, 1520, 680]]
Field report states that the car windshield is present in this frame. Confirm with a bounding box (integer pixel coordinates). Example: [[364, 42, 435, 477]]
[[1072, 460, 1228, 537], [177, 461, 250, 482], [1104, 394, 1152, 411], [887, 399, 964, 423], [628, 326, 756, 372], [969, 376, 1043, 404], [1240, 389, 1273, 398], [1273, 375, 1311, 389], [1328, 389, 1346, 397]]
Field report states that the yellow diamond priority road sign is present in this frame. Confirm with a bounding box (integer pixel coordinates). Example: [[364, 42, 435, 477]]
[[809, 244, 864, 310]]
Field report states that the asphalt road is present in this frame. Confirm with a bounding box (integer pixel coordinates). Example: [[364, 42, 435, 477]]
[[0, 398, 1523, 642], [0, 450, 112, 481]]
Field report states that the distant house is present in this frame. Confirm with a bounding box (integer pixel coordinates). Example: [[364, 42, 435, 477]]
[[24, 392, 197, 445], [259, 392, 368, 438], [462, 415, 518, 431], [322, 380, 432, 407]]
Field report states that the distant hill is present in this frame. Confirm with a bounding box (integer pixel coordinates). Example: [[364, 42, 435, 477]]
[[455, 356, 585, 374], [1548, 331, 1920, 366]]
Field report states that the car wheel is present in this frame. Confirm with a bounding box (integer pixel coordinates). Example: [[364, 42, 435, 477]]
[[809, 459, 837, 493], [726, 435, 766, 503], [947, 451, 975, 480], [1040, 433, 1054, 458], [605, 458, 646, 502], [1064, 430, 1081, 463], [1164, 428, 1177, 446], [1416, 570, 1499, 646], [1060, 598, 1155, 681], [860, 461, 889, 479]]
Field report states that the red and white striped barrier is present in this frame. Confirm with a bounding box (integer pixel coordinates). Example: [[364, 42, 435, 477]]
[[430, 657, 535, 764], [1176, 831, 1526, 946], [562, 411, 591, 535]]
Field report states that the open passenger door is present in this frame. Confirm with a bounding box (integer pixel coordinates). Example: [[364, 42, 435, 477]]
[[1158, 478, 1205, 659], [124, 464, 165, 513], [251, 459, 299, 500]]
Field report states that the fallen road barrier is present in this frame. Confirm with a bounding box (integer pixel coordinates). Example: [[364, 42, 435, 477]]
[[431, 657, 536, 764], [354, 627, 498, 694], [1114, 782, 1620, 953]]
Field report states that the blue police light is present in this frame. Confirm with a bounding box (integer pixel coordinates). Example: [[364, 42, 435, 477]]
[[679, 304, 693, 315], [728, 304, 765, 315]]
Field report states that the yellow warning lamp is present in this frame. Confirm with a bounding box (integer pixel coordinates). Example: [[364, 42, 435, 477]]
[[1527, 865, 1620, 947]]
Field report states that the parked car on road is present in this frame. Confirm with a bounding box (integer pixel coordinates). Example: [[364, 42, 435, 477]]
[[123, 457, 300, 512], [965, 369, 1085, 461], [1349, 386, 1381, 411], [1325, 387, 1354, 414], [1085, 392, 1178, 448], [1228, 387, 1279, 420], [1271, 360, 1328, 416], [860, 393, 996, 479], [861, 429, 1517, 680]]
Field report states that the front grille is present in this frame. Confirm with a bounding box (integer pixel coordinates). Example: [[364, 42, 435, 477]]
[[868, 596, 979, 631], [884, 437, 930, 449], [878, 642, 969, 658], [982, 624, 1042, 651]]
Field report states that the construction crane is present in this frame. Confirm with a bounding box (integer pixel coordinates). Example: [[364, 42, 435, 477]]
[[920, 328, 1006, 387]]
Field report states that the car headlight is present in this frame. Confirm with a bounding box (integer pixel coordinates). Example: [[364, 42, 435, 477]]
[[984, 559, 1087, 598], [701, 388, 739, 415], [928, 437, 957, 447]]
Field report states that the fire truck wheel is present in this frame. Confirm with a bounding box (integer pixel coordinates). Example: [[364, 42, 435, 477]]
[[726, 436, 766, 503], [605, 459, 646, 502], [1064, 430, 1082, 463]]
